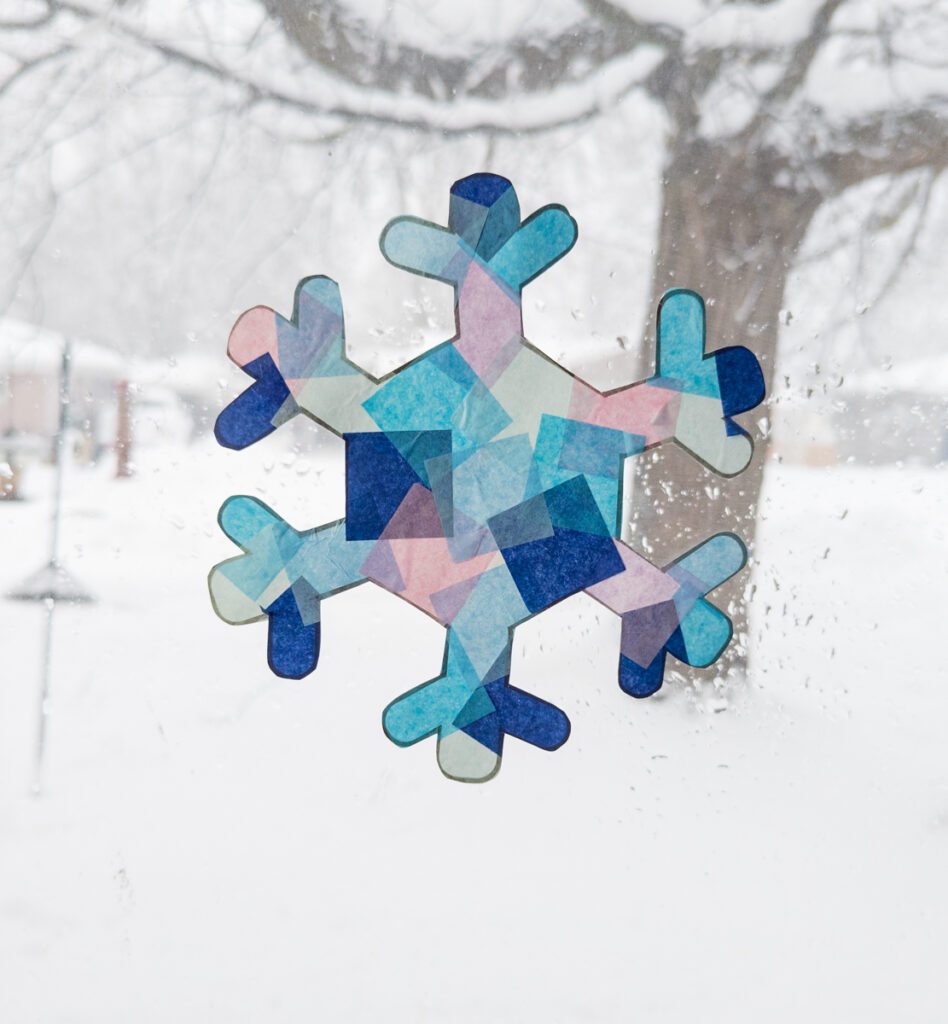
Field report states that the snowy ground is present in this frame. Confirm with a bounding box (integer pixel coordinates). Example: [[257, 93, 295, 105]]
[[1, 435, 946, 1022]]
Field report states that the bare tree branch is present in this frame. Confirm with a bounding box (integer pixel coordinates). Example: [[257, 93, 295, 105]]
[[818, 105, 948, 193], [857, 168, 936, 310], [575, 0, 681, 49], [762, 0, 848, 108], [0, 174, 58, 309], [0, 43, 71, 102], [800, 169, 938, 344]]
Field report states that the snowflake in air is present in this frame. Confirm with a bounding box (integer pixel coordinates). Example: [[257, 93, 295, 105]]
[[209, 173, 765, 782]]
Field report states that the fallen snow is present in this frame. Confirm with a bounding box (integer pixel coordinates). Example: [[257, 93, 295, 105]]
[[1, 433, 945, 1021]]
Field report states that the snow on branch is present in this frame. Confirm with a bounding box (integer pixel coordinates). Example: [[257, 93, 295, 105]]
[[266, 0, 679, 101], [0, 2, 56, 32], [38, 0, 671, 135]]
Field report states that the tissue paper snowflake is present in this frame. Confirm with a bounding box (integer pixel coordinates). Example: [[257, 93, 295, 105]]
[[209, 173, 765, 783]]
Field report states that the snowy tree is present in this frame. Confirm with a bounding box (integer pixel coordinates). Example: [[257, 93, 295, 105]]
[[2, 0, 947, 676]]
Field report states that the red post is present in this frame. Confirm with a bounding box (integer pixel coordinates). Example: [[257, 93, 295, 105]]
[[115, 379, 132, 478]]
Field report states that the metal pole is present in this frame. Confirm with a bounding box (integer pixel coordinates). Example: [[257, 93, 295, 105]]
[[33, 339, 71, 793], [49, 340, 71, 570], [32, 598, 55, 794]]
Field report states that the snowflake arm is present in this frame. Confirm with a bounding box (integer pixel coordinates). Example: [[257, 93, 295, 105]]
[[209, 495, 374, 678], [570, 290, 765, 476], [380, 173, 577, 336], [215, 276, 380, 449], [586, 532, 747, 697]]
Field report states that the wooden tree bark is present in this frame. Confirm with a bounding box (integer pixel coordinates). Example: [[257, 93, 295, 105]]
[[629, 138, 822, 681]]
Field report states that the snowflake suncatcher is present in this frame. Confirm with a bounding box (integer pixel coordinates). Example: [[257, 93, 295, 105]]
[[208, 173, 765, 783]]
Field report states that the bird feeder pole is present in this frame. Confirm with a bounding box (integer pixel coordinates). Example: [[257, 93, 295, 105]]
[[32, 341, 73, 790], [6, 338, 93, 793]]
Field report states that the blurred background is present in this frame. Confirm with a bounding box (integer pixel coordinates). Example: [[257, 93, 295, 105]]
[[1, 2, 946, 1021]]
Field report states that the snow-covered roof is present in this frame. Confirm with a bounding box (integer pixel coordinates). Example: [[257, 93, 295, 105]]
[[0, 318, 126, 379], [134, 350, 228, 396]]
